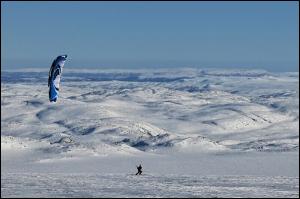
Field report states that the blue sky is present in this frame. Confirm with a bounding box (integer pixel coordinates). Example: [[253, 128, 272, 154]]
[[1, 1, 299, 71]]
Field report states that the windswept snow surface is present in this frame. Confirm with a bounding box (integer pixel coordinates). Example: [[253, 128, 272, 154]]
[[1, 68, 299, 197]]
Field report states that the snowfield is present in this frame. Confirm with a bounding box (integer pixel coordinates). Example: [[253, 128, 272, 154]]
[[1, 68, 299, 197], [2, 173, 298, 198]]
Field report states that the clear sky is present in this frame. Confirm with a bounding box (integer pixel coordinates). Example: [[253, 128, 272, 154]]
[[1, 1, 299, 71]]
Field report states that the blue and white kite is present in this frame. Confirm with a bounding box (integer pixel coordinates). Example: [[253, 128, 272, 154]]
[[48, 55, 67, 102]]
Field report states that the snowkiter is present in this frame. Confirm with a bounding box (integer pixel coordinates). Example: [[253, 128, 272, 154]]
[[136, 164, 142, 175]]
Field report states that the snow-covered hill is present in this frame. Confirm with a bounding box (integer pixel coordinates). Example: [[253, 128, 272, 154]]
[[1, 68, 299, 197]]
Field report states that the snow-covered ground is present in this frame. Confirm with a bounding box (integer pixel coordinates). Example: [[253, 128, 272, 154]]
[[1, 68, 299, 197], [2, 173, 298, 198]]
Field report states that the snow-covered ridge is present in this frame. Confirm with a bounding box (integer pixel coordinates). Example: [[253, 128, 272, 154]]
[[1, 68, 299, 161]]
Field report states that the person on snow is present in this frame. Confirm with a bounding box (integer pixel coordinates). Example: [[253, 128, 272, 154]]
[[136, 164, 142, 175]]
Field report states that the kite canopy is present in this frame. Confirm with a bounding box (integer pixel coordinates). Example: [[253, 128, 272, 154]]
[[48, 55, 67, 102]]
